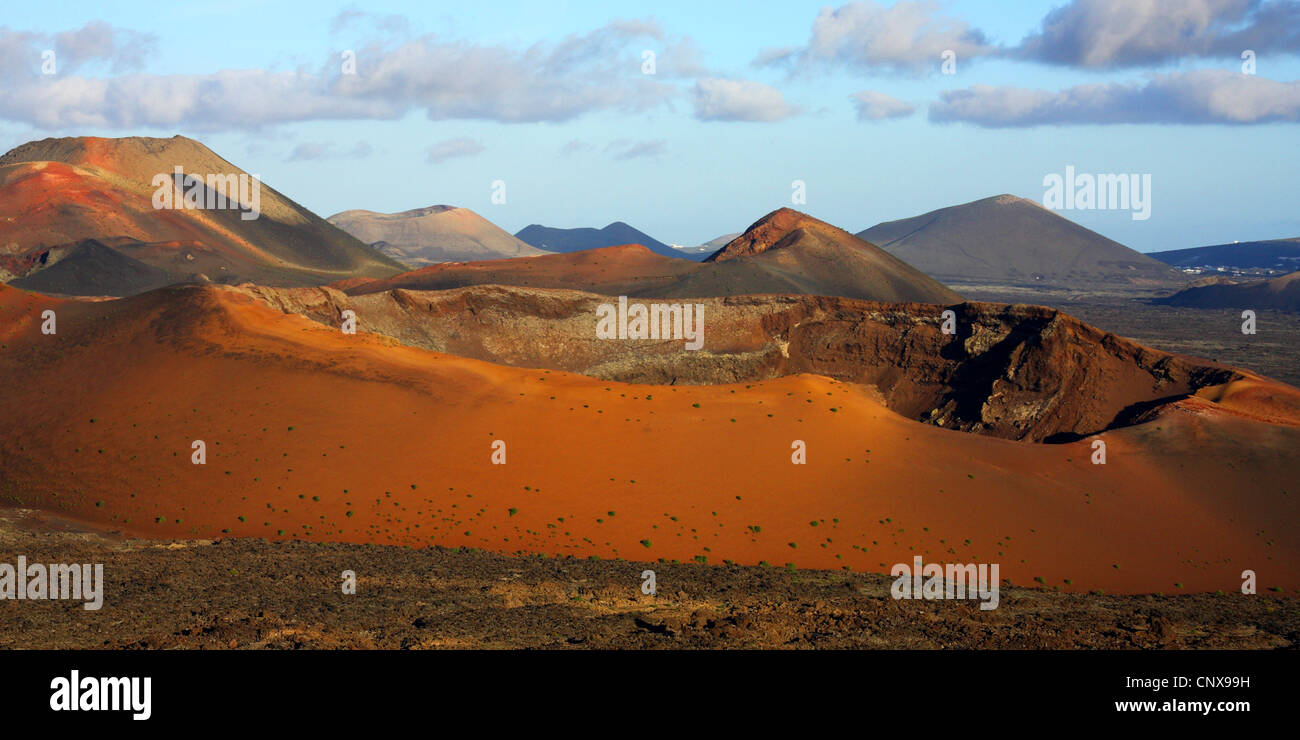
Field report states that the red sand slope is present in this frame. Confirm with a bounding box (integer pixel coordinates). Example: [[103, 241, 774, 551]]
[[0, 282, 1296, 594]]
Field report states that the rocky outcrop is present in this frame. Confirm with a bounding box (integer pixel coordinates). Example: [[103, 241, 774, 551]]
[[238, 283, 1244, 441]]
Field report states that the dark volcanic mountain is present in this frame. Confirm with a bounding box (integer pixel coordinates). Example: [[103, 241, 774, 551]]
[[693, 208, 963, 302], [350, 208, 962, 304], [327, 206, 548, 267], [857, 194, 1187, 290], [1149, 238, 1300, 272], [0, 135, 404, 295], [515, 222, 681, 259], [1155, 270, 1300, 312], [8, 238, 176, 297]]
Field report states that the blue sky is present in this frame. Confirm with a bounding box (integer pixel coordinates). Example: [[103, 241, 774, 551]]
[[2, 0, 1298, 251]]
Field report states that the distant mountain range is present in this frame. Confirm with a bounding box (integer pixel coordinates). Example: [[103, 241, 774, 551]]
[[350, 207, 962, 304], [0, 135, 403, 296], [1148, 238, 1300, 272], [857, 194, 1187, 290], [515, 222, 684, 259], [328, 206, 548, 267], [699, 232, 741, 251], [5, 137, 1239, 304], [666, 233, 740, 260]]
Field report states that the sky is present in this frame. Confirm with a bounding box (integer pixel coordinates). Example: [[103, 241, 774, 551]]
[[2, 0, 1298, 252]]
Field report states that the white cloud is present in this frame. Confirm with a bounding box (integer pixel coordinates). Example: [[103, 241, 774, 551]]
[[426, 137, 484, 163], [760, 0, 1300, 76], [559, 139, 592, 156], [287, 142, 330, 162], [757, 1, 995, 75], [329, 7, 411, 36], [52, 21, 156, 73], [650, 36, 712, 78], [929, 70, 1300, 126], [286, 140, 374, 161], [0, 21, 155, 77], [850, 90, 915, 120], [0, 21, 677, 130], [691, 78, 798, 122], [605, 138, 667, 160], [1018, 0, 1300, 68]]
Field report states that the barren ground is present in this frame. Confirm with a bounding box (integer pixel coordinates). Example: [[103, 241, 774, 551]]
[[2, 509, 1294, 650]]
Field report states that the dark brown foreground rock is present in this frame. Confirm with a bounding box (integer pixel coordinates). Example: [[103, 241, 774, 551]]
[[1, 509, 1293, 650]]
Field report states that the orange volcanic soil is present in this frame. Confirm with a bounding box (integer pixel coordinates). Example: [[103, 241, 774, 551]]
[[0, 136, 402, 290], [0, 159, 263, 263], [345, 243, 696, 296], [0, 282, 1297, 594]]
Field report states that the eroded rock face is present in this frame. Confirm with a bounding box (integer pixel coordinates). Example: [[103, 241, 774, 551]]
[[237, 283, 1240, 442], [704, 208, 827, 262]]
